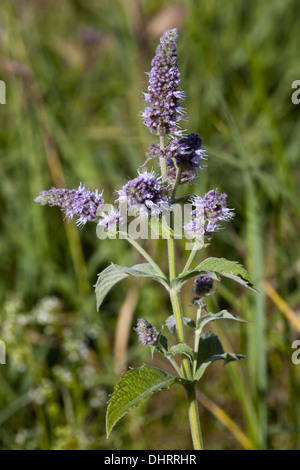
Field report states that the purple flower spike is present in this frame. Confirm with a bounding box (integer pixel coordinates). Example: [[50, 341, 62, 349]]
[[185, 189, 234, 239], [34, 183, 104, 227], [142, 28, 185, 136], [116, 170, 169, 217], [134, 319, 159, 346]]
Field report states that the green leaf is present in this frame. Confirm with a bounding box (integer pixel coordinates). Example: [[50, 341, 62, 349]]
[[117, 263, 169, 289], [195, 352, 246, 381], [95, 264, 130, 311], [95, 263, 169, 310], [165, 315, 196, 335], [194, 332, 245, 381], [196, 310, 249, 334], [196, 332, 224, 365], [106, 365, 181, 437], [175, 257, 257, 291], [166, 344, 194, 360], [155, 332, 168, 353]]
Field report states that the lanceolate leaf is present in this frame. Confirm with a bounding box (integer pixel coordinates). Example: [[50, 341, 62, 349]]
[[196, 310, 249, 334], [95, 264, 130, 311], [165, 315, 196, 335], [195, 352, 246, 381], [174, 257, 257, 291], [106, 365, 183, 437], [194, 332, 245, 381], [197, 257, 256, 290], [117, 263, 169, 289], [95, 263, 169, 310]]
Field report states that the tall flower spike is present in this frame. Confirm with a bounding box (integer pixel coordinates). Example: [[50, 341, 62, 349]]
[[34, 183, 104, 227], [142, 28, 184, 136], [116, 170, 169, 217]]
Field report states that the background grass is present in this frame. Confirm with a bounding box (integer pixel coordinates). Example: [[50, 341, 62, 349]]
[[0, 0, 300, 450]]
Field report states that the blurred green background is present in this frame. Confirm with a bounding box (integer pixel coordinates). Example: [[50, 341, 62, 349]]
[[0, 0, 300, 450]]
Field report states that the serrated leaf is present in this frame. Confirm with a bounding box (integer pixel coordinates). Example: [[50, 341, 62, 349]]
[[95, 263, 169, 310], [196, 310, 249, 333], [166, 344, 194, 360], [106, 365, 181, 437], [194, 332, 245, 381], [197, 257, 257, 291], [175, 257, 257, 291], [165, 315, 196, 335]]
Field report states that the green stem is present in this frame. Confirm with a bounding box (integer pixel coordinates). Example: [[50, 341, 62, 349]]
[[193, 305, 202, 375], [185, 385, 204, 450], [171, 167, 182, 200], [169, 289, 191, 379], [181, 243, 198, 275], [159, 133, 203, 450]]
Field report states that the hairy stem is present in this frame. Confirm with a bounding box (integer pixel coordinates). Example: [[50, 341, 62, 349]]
[[159, 133, 203, 450], [193, 305, 202, 375], [185, 385, 204, 450], [181, 243, 198, 275]]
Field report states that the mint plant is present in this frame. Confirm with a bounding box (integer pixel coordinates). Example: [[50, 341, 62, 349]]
[[35, 29, 256, 450]]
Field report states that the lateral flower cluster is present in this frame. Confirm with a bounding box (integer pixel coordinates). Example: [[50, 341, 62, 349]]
[[34, 184, 104, 227], [184, 190, 234, 240]]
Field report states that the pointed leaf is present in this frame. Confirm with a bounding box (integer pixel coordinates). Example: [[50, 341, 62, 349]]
[[95, 264, 130, 310], [197, 257, 257, 291], [174, 257, 257, 291], [196, 332, 224, 367], [195, 352, 246, 381], [95, 262, 169, 310], [194, 332, 245, 381], [106, 365, 181, 437], [116, 263, 169, 289], [196, 310, 249, 333], [165, 315, 196, 335]]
